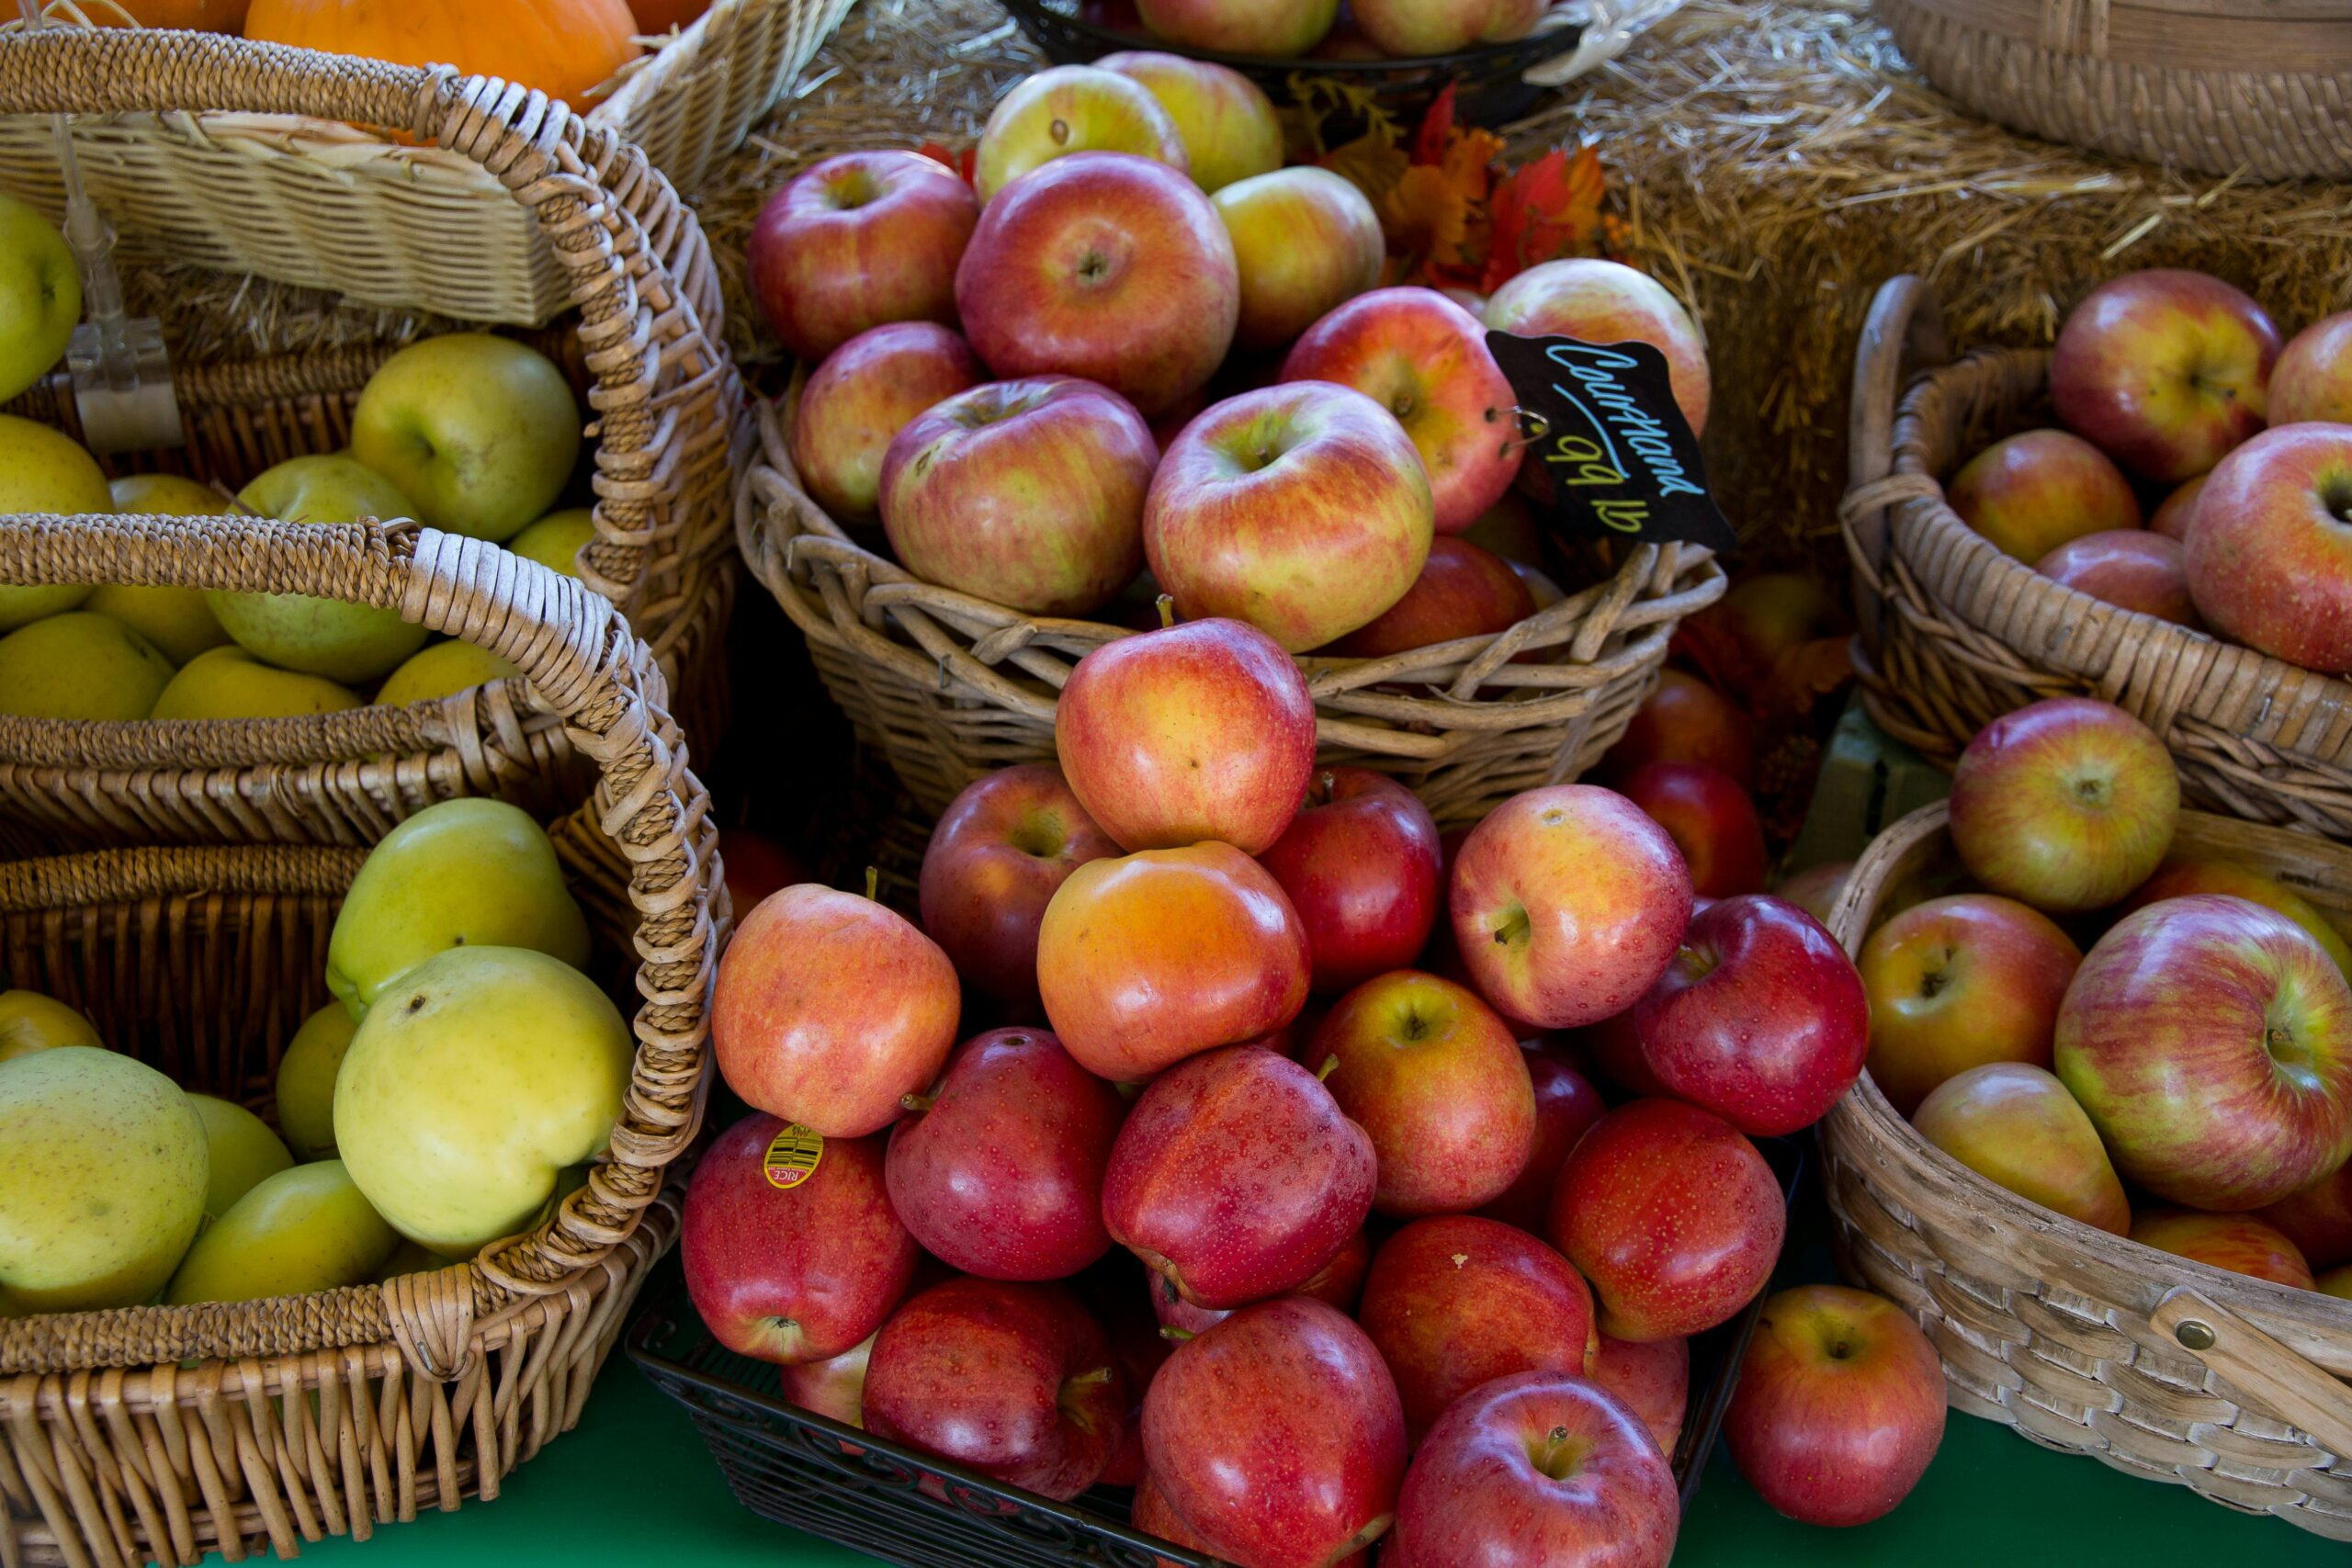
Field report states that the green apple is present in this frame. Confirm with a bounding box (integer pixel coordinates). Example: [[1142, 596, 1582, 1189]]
[[0, 1046, 207, 1313], [111, 473, 228, 517], [150, 645, 364, 721], [186, 1093, 294, 1224], [326, 797, 592, 1018], [276, 1001, 356, 1159], [335, 945, 630, 1255], [507, 508, 594, 579], [0, 414, 111, 631], [0, 990, 101, 1060], [85, 475, 240, 663], [373, 639, 524, 708], [209, 455, 432, 683], [350, 334, 582, 543], [164, 1159, 401, 1305], [0, 194, 77, 405], [0, 611, 174, 719]]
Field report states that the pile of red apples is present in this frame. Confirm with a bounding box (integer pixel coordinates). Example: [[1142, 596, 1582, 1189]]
[[1945, 268, 2352, 674]]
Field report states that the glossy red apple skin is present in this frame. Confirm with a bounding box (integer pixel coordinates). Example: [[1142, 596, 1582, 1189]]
[[1152, 1225, 1372, 1336], [1593, 1332, 1689, 1455], [2271, 310, 2352, 427], [1145, 1297, 1407, 1568], [1946, 428, 2142, 564], [1476, 1040, 1607, 1232], [1724, 1285, 1945, 1529], [1485, 258, 1709, 437], [2150, 472, 2209, 541], [956, 151, 1237, 419], [712, 885, 961, 1137], [1617, 761, 1769, 899], [1450, 784, 1693, 1030], [1912, 1063, 2132, 1235], [2050, 268, 2281, 483], [1103, 1044, 1376, 1309], [789, 321, 984, 523], [683, 1114, 917, 1365], [2258, 1162, 2352, 1271], [1548, 1098, 1786, 1340], [2130, 1208, 2315, 1289], [1603, 669, 1757, 789], [2185, 423, 2352, 671], [778, 1334, 874, 1428], [2035, 529, 2199, 626], [918, 764, 1120, 1010], [719, 827, 809, 918], [749, 151, 978, 363], [2121, 858, 2352, 978], [1577, 1010, 1666, 1098], [1859, 893, 2082, 1116], [1260, 768, 1444, 995], [1396, 1371, 1678, 1568], [1329, 536, 1537, 659]]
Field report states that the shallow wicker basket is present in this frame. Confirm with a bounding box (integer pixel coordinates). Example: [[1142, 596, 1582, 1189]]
[[0, 509, 719, 1567], [1873, 0, 2352, 181], [1821, 801, 2352, 1538], [0, 0, 857, 325], [740, 398, 1726, 830], [1840, 275, 2352, 840]]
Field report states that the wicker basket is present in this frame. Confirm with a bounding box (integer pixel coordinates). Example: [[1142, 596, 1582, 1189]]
[[740, 398, 1726, 830], [1873, 0, 2352, 181], [0, 509, 720, 1567], [1840, 275, 2352, 840], [1821, 801, 2352, 1538], [0, 0, 857, 326]]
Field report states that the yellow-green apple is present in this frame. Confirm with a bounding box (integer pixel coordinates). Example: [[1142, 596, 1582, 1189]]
[[1097, 51, 1281, 193], [507, 507, 594, 578], [2051, 269, 2279, 482], [973, 65, 1188, 202], [1213, 167, 1385, 351], [779, 1334, 874, 1427], [2271, 310, 2352, 427], [712, 881, 960, 1136], [2036, 529, 2199, 626], [1772, 860, 1852, 926], [1450, 784, 1693, 1029], [1054, 616, 1317, 854], [1329, 536, 1536, 658], [886, 1027, 1125, 1280], [0, 612, 173, 719], [215, 455, 432, 682], [1258, 767, 1444, 994], [2123, 857, 2352, 978], [90, 474, 232, 662], [2321, 1265, 2352, 1300], [0, 414, 107, 630], [1358, 1216, 1597, 1439], [2261, 1164, 2352, 1270], [149, 645, 362, 720], [1618, 761, 1769, 898], [865, 1277, 1125, 1500], [0, 192, 76, 402], [0, 989, 100, 1059], [1396, 1371, 1677, 1568], [1911, 1062, 2130, 1234], [2056, 894, 2352, 1210], [1281, 288, 1523, 533], [788, 321, 983, 523], [164, 1159, 400, 1304], [878, 377, 1156, 616], [2129, 1207, 2314, 1289], [275, 999, 356, 1159], [682, 1112, 917, 1364], [1145, 1297, 1405, 1567], [1485, 258, 1709, 436], [334, 945, 631, 1254], [0, 1047, 206, 1313], [2185, 423, 2352, 671], [1859, 893, 2082, 1115], [2149, 472, 2208, 541], [1947, 696, 2179, 913], [1149, 1224, 1371, 1335], [1603, 668, 1757, 789], [350, 333, 580, 542], [956, 152, 1237, 418], [327, 797, 591, 1017], [1547, 1098, 1785, 1340], [748, 151, 978, 363], [186, 1093, 294, 1224], [1476, 1039, 1606, 1232], [1354, 0, 1544, 54], [374, 640, 523, 707], [1724, 1285, 1945, 1528], [1593, 1332, 1689, 1455], [1144, 381, 1434, 649], [1945, 429, 2142, 563], [917, 763, 1119, 1010], [1103, 1043, 1374, 1307], [1135, 0, 1339, 54], [1313, 970, 1535, 1215]]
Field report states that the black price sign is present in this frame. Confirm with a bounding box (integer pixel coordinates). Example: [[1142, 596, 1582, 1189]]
[[1486, 331, 1737, 554]]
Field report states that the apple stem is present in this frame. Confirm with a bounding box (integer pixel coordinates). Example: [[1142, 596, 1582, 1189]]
[[864, 865, 879, 902], [1155, 593, 1175, 629], [1318, 771, 1336, 805], [1317, 1054, 1340, 1083], [1158, 1326, 1195, 1343], [899, 1094, 934, 1114], [1064, 1365, 1114, 1389]]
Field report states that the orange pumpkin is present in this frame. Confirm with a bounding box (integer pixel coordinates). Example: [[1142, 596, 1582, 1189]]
[[629, 0, 714, 31], [243, 0, 643, 111], [97, 0, 250, 28]]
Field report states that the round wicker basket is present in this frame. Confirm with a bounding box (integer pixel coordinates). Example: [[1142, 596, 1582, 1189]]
[[1822, 801, 2352, 1539]]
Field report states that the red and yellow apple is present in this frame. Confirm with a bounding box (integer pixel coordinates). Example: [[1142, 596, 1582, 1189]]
[[1773, 860, 1852, 927], [2050, 268, 2280, 482], [1485, 258, 1709, 437], [1911, 1062, 2131, 1234], [1946, 696, 2179, 913], [1859, 893, 2083, 1115], [1329, 536, 1536, 658], [1096, 51, 1280, 194], [1258, 767, 1445, 994], [2036, 529, 2199, 626], [2259, 1163, 2352, 1271], [1353, 0, 1545, 53], [917, 763, 1120, 1010], [1213, 167, 1385, 351], [2129, 1208, 2315, 1290], [2270, 310, 2352, 427], [2185, 422, 2352, 671], [1617, 761, 1769, 899], [1946, 429, 2141, 564], [971, 65, 1186, 201], [2150, 472, 2209, 542], [1603, 668, 1757, 789], [1592, 1332, 1689, 1456], [1134, 0, 1339, 55], [2121, 857, 2352, 979], [788, 322, 983, 524], [748, 151, 978, 363]]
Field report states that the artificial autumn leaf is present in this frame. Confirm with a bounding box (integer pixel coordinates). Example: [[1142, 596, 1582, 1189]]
[[915, 141, 975, 186], [1382, 164, 1475, 272], [1323, 132, 1412, 219], [1481, 143, 1607, 292], [1413, 82, 1457, 167], [1752, 637, 1857, 723], [1287, 71, 1401, 159]]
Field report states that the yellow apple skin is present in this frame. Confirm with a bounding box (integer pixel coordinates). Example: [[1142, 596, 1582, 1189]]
[[0, 990, 101, 1060], [334, 945, 631, 1255], [186, 1094, 295, 1225], [164, 1159, 401, 1304], [150, 646, 364, 721], [374, 640, 524, 708], [211, 455, 432, 683], [0, 611, 175, 720], [276, 1001, 357, 1159], [85, 475, 239, 663], [0, 1047, 207, 1313], [507, 508, 594, 579], [0, 193, 79, 405], [351, 334, 582, 543], [325, 797, 592, 1018], [0, 413, 109, 631]]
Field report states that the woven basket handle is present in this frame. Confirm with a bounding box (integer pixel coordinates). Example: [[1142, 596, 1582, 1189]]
[[2151, 1290, 2352, 1450], [1844, 276, 1948, 659]]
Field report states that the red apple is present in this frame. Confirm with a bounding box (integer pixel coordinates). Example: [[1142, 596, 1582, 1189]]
[[1602, 669, 1757, 789], [956, 151, 1237, 418], [1133, 0, 1339, 54], [1945, 429, 2142, 564], [2130, 1208, 2315, 1289], [1772, 860, 1851, 927], [2051, 268, 2281, 482], [864, 1277, 1125, 1500], [1616, 761, 1769, 899], [1485, 258, 1709, 437], [1547, 1098, 1785, 1340], [1577, 1010, 1665, 1098], [719, 827, 808, 917], [2272, 310, 2352, 427], [1946, 696, 2180, 913], [1674, 572, 1843, 708], [2125, 860, 2352, 981], [1259, 767, 1445, 994], [1056, 615, 1317, 855], [2150, 472, 2209, 541], [1145, 1297, 1406, 1568], [2185, 423, 2352, 671], [2055, 894, 2352, 1210], [972, 65, 1187, 202], [1592, 1333, 1688, 1456], [2259, 1164, 2352, 1271], [1215, 167, 1385, 350], [1145, 381, 1435, 651], [682, 1113, 917, 1364], [788, 321, 984, 523], [1911, 1062, 2132, 1235], [918, 763, 1121, 1010], [1134, 1474, 1216, 1566], [1396, 1371, 1677, 1568], [1724, 1285, 1945, 1528], [1450, 784, 1693, 1030], [1097, 51, 1281, 194], [1152, 1225, 1372, 1336], [1353, 0, 1544, 53], [712, 884, 960, 1136], [1858, 893, 2083, 1115], [2036, 529, 2199, 626], [1476, 1039, 1606, 1232], [777, 1333, 873, 1428], [748, 151, 978, 364], [1329, 536, 1537, 659]]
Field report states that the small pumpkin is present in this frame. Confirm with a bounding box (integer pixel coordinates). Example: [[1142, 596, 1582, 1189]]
[[98, 0, 250, 28], [243, 0, 642, 111], [628, 0, 715, 32]]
